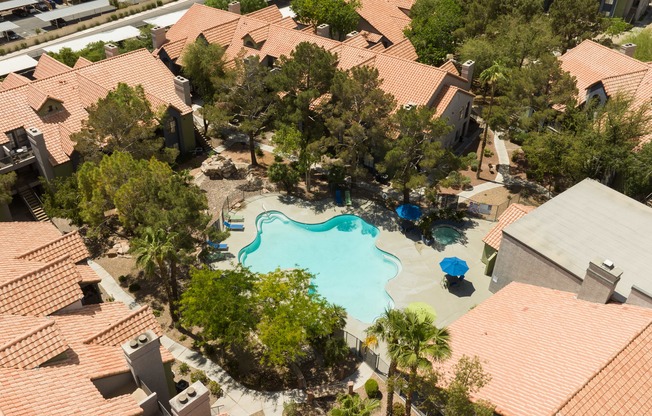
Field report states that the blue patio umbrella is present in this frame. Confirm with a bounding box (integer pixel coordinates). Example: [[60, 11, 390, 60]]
[[439, 257, 469, 277], [395, 204, 422, 221]]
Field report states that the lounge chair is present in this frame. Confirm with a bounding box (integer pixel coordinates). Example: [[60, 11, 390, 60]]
[[335, 189, 343, 206], [226, 213, 244, 222], [207, 240, 228, 250], [345, 190, 352, 206], [224, 221, 244, 231]]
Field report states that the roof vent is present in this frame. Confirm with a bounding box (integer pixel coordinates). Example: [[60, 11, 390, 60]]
[[187, 386, 196, 397], [178, 393, 188, 404], [403, 102, 416, 110], [138, 333, 149, 344], [603, 259, 614, 270]]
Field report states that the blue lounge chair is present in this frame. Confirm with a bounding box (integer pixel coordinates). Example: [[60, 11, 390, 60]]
[[335, 189, 343, 206], [207, 240, 228, 250], [226, 212, 244, 222], [224, 221, 244, 231]]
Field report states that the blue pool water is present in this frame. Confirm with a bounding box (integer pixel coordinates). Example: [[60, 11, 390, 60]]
[[239, 211, 400, 323]]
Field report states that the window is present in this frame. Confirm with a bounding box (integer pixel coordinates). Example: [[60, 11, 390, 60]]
[[168, 119, 176, 134]]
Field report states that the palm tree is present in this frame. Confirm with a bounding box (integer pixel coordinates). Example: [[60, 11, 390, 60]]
[[330, 393, 380, 416], [477, 62, 508, 179], [390, 311, 451, 416], [365, 309, 406, 416], [131, 227, 181, 322]]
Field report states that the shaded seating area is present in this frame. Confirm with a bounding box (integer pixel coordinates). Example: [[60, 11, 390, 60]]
[[206, 240, 228, 250]]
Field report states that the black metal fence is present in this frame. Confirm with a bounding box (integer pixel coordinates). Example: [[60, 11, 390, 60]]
[[218, 189, 265, 230], [338, 330, 390, 378]]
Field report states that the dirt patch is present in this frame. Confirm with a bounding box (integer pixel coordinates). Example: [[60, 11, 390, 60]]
[[354, 373, 401, 416], [467, 186, 543, 207]]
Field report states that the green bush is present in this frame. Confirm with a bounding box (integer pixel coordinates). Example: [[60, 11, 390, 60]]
[[208, 380, 222, 397], [483, 148, 494, 158], [190, 370, 209, 384], [110, 14, 118, 20], [0, 49, 6, 56], [364, 379, 379, 399], [392, 402, 406, 416], [118, 275, 129, 286], [128, 282, 141, 292], [179, 334, 187, 341], [178, 362, 190, 375], [203, 343, 216, 356], [156, 0, 163, 5], [152, 309, 161, 317]]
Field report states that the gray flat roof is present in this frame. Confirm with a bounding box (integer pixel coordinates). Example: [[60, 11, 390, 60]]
[[0, 0, 38, 12], [0, 22, 20, 32], [504, 178, 652, 300], [36, 0, 111, 21]]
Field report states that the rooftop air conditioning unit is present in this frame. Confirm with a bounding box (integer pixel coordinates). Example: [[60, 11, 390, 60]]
[[403, 102, 417, 110]]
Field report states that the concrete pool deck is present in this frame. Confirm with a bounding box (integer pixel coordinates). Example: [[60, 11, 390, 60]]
[[215, 193, 494, 341]]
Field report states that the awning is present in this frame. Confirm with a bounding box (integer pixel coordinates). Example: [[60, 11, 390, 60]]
[[36, 0, 112, 21], [0, 55, 39, 77], [0, 0, 38, 12], [143, 10, 187, 28], [0, 22, 20, 32], [43, 25, 140, 53]]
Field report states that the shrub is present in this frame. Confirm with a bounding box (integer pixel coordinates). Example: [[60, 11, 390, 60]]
[[392, 402, 406, 416], [208, 380, 222, 397], [128, 282, 141, 292], [203, 343, 216, 356], [35, 28, 41, 35], [152, 309, 161, 317], [179, 334, 187, 341], [283, 402, 300, 416], [483, 148, 494, 157], [256, 147, 264, 158], [119, 275, 129, 286], [178, 362, 190, 375], [364, 379, 379, 399], [110, 14, 118, 20], [34, 39, 40, 45], [0, 49, 5, 56], [190, 370, 209, 384], [156, 0, 163, 5]]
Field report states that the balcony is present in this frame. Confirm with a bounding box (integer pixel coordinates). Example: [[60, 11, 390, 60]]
[[0, 146, 36, 174]]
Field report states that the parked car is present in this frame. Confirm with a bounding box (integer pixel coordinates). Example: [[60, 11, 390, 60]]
[[3, 30, 20, 41], [11, 8, 28, 18], [36, 2, 50, 11], [50, 18, 67, 28]]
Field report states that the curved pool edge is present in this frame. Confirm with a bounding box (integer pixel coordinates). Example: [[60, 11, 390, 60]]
[[238, 210, 402, 321]]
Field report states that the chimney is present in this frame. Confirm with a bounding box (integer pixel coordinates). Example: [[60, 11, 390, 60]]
[[620, 43, 636, 58], [151, 26, 167, 50], [228, 1, 240, 14], [122, 331, 172, 412], [461, 60, 475, 88], [26, 127, 54, 181], [345, 31, 359, 39], [577, 259, 622, 304], [174, 76, 191, 105], [104, 43, 118, 59], [445, 53, 454, 61], [170, 381, 211, 416], [316, 23, 330, 38]]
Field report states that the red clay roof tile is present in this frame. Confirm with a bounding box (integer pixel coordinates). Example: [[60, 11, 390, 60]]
[[483, 204, 535, 250]]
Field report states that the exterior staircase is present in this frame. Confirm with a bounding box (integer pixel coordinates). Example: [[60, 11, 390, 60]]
[[193, 125, 211, 153], [18, 187, 49, 222]]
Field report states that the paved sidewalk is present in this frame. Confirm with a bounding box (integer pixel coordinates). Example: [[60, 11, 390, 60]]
[[459, 129, 510, 199], [89, 258, 374, 416]]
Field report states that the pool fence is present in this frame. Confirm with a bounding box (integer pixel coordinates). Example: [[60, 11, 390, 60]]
[[219, 189, 265, 230]]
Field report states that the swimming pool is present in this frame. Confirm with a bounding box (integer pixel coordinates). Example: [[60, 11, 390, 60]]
[[433, 225, 461, 246], [239, 211, 400, 323]]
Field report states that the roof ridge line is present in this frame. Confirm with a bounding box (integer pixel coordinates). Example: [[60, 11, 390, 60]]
[[0, 319, 58, 353], [83, 305, 151, 345], [552, 318, 652, 414], [0, 255, 75, 289], [601, 68, 648, 81], [15, 231, 79, 260]]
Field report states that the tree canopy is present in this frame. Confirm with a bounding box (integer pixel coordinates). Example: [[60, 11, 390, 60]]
[[405, 0, 464, 66], [204, 0, 267, 14], [291, 0, 360, 40], [549, 0, 602, 52], [71, 83, 176, 163]]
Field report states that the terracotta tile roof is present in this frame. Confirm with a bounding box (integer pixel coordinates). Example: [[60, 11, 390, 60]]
[[0, 367, 143, 416], [0, 73, 30, 90], [0, 49, 192, 167], [160, 38, 188, 61], [75, 264, 102, 284], [357, 0, 411, 44], [0, 259, 46, 282], [73, 56, 93, 69], [440, 59, 459, 76], [343, 33, 370, 48], [436, 283, 652, 416], [557, 322, 652, 416], [32, 54, 71, 80], [0, 317, 68, 370], [383, 38, 417, 60], [560, 40, 649, 103], [246, 4, 283, 22], [17, 231, 90, 264], [0, 256, 83, 317], [483, 204, 535, 250], [162, 3, 473, 117], [83, 305, 163, 347], [247, 24, 270, 44], [276, 16, 298, 29]]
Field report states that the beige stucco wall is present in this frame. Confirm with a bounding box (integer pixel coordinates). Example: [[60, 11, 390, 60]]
[[436, 91, 473, 148], [489, 234, 583, 293]]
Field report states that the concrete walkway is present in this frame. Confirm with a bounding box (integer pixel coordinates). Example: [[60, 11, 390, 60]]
[[458, 129, 510, 199], [88, 259, 375, 416]]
